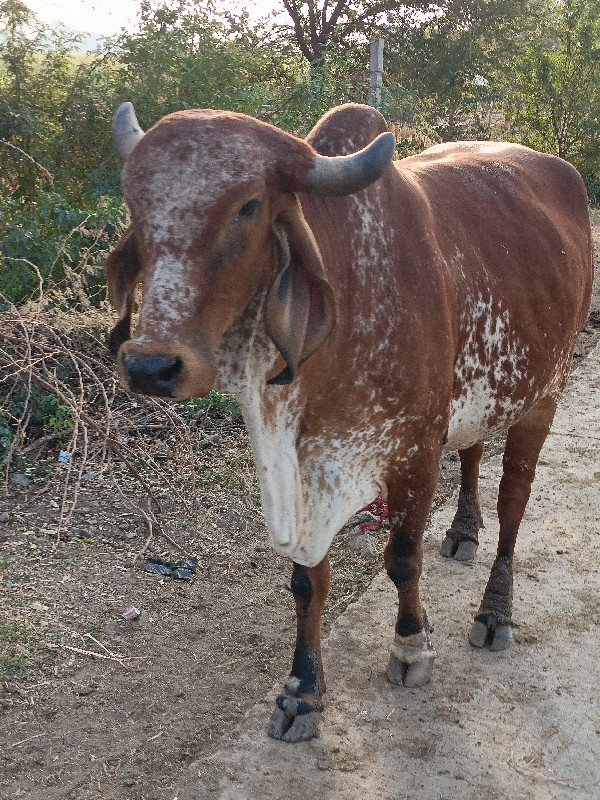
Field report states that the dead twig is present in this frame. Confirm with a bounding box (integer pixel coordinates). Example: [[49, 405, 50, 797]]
[[83, 633, 131, 670], [0, 139, 54, 186], [46, 642, 132, 670], [508, 761, 584, 789], [9, 733, 46, 749]]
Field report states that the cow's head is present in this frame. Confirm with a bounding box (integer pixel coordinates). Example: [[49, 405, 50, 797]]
[[106, 102, 395, 398]]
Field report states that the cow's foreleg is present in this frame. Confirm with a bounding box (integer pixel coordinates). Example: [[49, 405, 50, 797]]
[[441, 440, 484, 561], [385, 467, 438, 687], [470, 395, 558, 650], [267, 557, 330, 742]]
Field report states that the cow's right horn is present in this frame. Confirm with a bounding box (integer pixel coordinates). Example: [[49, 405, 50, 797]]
[[112, 102, 145, 160], [307, 131, 396, 196]]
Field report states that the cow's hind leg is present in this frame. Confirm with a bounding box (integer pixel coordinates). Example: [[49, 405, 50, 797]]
[[440, 441, 484, 561], [268, 558, 330, 742], [470, 395, 557, 650]]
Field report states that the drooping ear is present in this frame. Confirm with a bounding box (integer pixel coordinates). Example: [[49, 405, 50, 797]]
[[104, 226, 142, 356], [265, 199, 336, 385]]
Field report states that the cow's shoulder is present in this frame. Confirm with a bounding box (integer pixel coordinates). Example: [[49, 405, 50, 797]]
[[306, 103, 389, 156]]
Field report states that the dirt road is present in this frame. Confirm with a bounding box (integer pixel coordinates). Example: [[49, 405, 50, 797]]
[[177, 340, 600, 800]]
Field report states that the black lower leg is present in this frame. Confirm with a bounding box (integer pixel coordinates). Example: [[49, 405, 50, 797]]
[[385, 527, 424, 637], [441, 441, 484, 560], [288, 562, 324, 698], [474, 555, 513, 629], [267, 558, 330, 741]]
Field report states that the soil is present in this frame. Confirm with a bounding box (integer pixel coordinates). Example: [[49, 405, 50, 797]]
[[1, 210, 599, 800]]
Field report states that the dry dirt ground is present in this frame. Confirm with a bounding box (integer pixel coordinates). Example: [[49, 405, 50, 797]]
[[179, 335, 600, 800], [1, 211, 599, 800]]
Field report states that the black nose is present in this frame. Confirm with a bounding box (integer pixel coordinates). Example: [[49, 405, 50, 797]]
[[123, 354, 182, 397]]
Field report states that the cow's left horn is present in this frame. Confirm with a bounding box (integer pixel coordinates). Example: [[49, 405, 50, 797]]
[[307, 131, 396, 196], [112, 102, 145, 160]]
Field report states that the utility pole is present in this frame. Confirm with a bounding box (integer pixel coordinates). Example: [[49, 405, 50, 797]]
[[368, 38, 384, 107]]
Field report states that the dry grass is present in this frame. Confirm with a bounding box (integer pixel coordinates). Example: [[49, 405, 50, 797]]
[[0, 282, 202, 558]]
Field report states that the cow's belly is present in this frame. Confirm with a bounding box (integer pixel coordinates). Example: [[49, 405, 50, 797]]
[[444, 378, 528, 450], [445, 343, 572, 451], [444, 295, 572, 451]]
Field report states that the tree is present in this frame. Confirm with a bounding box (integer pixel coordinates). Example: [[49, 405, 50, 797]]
[[505, 0, 599, 196], [0, 0, 46, 195], [0, 0, 45, 103], [382, 0, 540, 136], [279, 1, 428, 65], [107, 0, 293, 125]]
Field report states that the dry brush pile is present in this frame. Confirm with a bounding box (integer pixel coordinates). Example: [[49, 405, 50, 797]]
[[0, 254, 240, 560]]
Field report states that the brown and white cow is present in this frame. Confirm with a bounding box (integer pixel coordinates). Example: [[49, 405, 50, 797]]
[[106, 102, 593, 742]]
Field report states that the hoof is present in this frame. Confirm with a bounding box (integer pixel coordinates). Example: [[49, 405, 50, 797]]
[[267, 708, 321, 742], [469, 616, 513, 650], [266, 680, 323, 742], [440, 531, 479, 562], [440, 533, 456, 558], [387, 629, 436, 688], [454, 539, 479, 561]]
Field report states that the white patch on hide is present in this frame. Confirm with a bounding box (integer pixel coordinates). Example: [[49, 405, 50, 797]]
[[138, 254, 197, 339], [446, 295, 529, 449]]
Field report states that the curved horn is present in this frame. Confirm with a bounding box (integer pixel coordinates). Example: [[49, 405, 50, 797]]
[[307, 131, 396, 196], [112, 102, 145, 160]]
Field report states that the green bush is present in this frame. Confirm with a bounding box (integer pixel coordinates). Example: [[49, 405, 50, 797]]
[[0, 376, 73, 467], [0, 191, 126, 306]]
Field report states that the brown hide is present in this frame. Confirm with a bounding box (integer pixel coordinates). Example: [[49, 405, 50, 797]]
[[293, 140, 592, 460]]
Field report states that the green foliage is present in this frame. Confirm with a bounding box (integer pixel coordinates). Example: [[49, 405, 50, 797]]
[[106, 0, 287, 125], [0, 376, 73, 468], [36, 393, 72, 436], [503, 0, 600, 201], [0, 622, 31, 682], [0, 191, 126, 306], [0, 2, 127, 306], [187, 391, 242, 423]]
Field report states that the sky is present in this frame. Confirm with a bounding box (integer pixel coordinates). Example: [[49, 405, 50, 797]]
[[25, 1, 281, 39]]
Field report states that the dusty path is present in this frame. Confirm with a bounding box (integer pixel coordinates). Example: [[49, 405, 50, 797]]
[[177, 342, 600, 800]]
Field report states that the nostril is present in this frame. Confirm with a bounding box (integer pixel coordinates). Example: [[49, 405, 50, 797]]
[[156, 357, 182, 384], [123, 354, 183, 397]]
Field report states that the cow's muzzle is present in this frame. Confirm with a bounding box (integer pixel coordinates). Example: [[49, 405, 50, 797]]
[[122, 354, 182, 397]]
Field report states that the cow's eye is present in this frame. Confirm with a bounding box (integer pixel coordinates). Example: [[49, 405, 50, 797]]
[[235, 199, 261, 221]]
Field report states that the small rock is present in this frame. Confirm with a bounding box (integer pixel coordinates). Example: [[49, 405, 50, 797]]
[[344, 532, 377, 557], [0, 511, 10, 523], [122, 605, 141, 621], [73, 683, 98, 697], [10, 473, 30, 488]]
